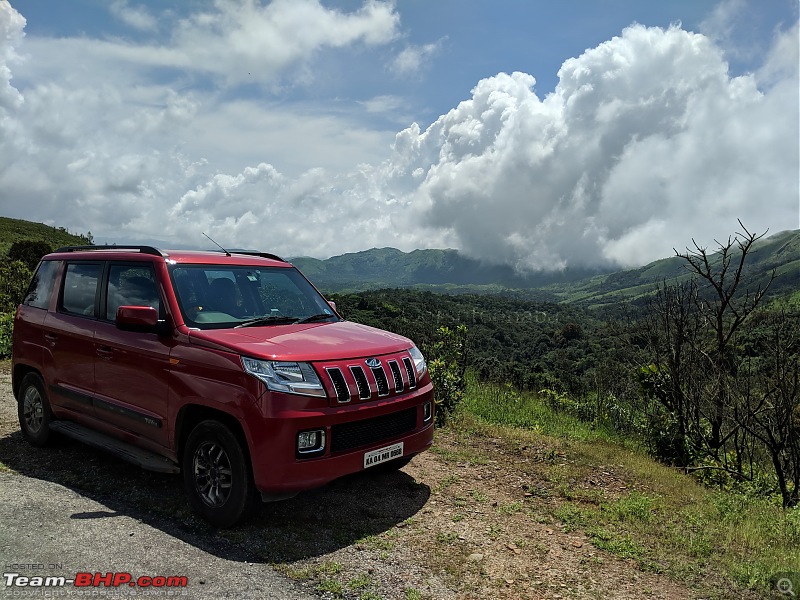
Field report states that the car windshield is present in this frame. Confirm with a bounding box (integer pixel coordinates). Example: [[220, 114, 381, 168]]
[[170, 264, 337, 329]]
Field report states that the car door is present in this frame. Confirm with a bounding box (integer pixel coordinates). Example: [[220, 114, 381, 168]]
[[91, 262, 171, 448], [43, 261, 101, 420]]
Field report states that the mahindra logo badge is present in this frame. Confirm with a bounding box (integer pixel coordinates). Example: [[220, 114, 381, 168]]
[[365, 358, 380, 368]]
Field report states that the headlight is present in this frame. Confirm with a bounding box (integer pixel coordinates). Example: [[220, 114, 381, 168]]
[[242, 358, 325, 397], [409, 345, 427, 378]]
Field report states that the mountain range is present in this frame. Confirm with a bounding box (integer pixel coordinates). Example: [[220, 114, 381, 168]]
[[291, 229, 799, 307], [1, 216, 796, 308]]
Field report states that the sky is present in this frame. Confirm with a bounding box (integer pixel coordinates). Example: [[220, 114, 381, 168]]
[[0, 0, 798, 271]]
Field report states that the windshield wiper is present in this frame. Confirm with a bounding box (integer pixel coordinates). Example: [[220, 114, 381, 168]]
[[293, 313, 336, 324], [234, 315, 299, 328]]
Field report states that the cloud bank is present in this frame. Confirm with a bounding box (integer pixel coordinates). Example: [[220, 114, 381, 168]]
[[0, 2, 797, 270], [388, 23, 799, 269]]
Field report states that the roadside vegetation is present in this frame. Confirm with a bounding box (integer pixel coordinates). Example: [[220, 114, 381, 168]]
[[0, 217, 92, 357], [446, 380, 799, 597]]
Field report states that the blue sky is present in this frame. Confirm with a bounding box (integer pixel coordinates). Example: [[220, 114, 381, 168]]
[[1, 0, 798, 269]]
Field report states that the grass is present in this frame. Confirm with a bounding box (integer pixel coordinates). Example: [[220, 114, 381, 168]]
[[347, 573, 373, 590], [452, 379, 800, 596], [459, 377, 624, 444], [497, 501, 523, 515], [429, 444, 488, 466], [357, 534, 394, 552], [282, 561, 386, 599], [317, 578, 344, 596], [587, 527, 646, 560]]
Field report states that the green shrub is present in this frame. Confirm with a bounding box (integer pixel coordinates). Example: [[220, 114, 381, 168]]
[[425, 325, 468, 425], [7, 240, 52, 271], [0, 312, 13, 359], [0, 260, 31, 313]]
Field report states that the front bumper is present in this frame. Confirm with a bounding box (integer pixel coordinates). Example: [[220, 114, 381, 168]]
[[248, 380, 434, 496]]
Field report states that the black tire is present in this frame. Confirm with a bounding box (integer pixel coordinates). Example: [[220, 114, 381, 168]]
[[17, 373, 54, 447], [182, 420, 258, 528]]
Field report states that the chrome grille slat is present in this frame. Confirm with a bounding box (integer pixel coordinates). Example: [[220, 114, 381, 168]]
[[326, 368, 350, 403], [371, 366, 390, 396], [350, 366, 372, 400], [402, 357, 417, 389], [388, 360, 403, 393]]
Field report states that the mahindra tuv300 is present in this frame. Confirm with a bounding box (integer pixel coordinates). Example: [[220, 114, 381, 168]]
[[12, 246, 434, 526]]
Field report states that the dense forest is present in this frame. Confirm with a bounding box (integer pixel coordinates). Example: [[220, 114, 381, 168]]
[[327, 227, 799, 508], [330, 288, 628, 395]]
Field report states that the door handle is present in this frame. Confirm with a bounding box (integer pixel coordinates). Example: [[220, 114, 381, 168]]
[[96, 346, 113, 358]]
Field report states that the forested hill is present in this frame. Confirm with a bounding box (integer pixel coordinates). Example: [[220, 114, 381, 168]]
[[542, 228, 799, 307], [292, 229, 799, 305], [290, 248, 606, 294], [0, 216, 91, 255]]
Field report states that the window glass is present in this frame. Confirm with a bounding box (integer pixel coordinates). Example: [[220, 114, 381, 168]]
[[106, 264, 161, 321], [171, 265, 335, 329], [23, 260, 59, 309], [61, 263, 101, 316]]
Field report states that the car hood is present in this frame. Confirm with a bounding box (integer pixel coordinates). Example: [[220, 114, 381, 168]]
[[186, 320, 413, 361]]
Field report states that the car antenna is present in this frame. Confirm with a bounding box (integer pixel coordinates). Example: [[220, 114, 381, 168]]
[[203, 232, 231, 257]]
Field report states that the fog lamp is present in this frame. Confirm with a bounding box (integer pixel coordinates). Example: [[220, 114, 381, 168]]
[[297, 429, 325, 455]]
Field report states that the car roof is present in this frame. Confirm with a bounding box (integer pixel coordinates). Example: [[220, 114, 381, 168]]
[[48, 246, 290, 267]]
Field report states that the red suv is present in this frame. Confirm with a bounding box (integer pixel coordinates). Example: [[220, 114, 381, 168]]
[[12, 246, 434, 526]]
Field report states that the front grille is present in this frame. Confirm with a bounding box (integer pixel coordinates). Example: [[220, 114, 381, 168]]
[[402, 357, 417, 389], [350, 366, 371, 399], [371, 366, 389, 396], [326, 368, 350, 403], [331, 407, 417, 453], [388, 360, 404, 393]]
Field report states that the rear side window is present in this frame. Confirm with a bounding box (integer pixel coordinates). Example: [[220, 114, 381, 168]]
[[22, 260, 59, 309], [106, 264, 161, 321], [61, 263, 101, 316]]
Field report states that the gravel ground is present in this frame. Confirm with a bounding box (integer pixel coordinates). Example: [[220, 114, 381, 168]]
[[0, 471, 320, 599], [0, 362, 750, 599]]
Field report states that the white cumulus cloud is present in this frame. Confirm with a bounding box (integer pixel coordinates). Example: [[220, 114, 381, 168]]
[[159, 0, 400, 86], [378, 24, 798, 270], [109, 0, 159, 33], [0, 1, 24, 112], [391, 40, 443, 77]]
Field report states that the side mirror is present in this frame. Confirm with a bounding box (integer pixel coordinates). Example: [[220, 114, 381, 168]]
[[116, 306, 168, 334], [328, 300, 337, 313]]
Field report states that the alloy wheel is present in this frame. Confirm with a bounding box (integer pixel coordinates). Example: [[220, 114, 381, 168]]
[[22, 385, 44, 434], [192, 441, 233, 508]]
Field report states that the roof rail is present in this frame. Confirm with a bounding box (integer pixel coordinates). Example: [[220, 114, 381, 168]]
[[216, 249, 286, 262], [54, 245, 168, 257]]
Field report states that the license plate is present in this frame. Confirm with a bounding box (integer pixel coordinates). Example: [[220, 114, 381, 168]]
[[363, 442, 404, 469]]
